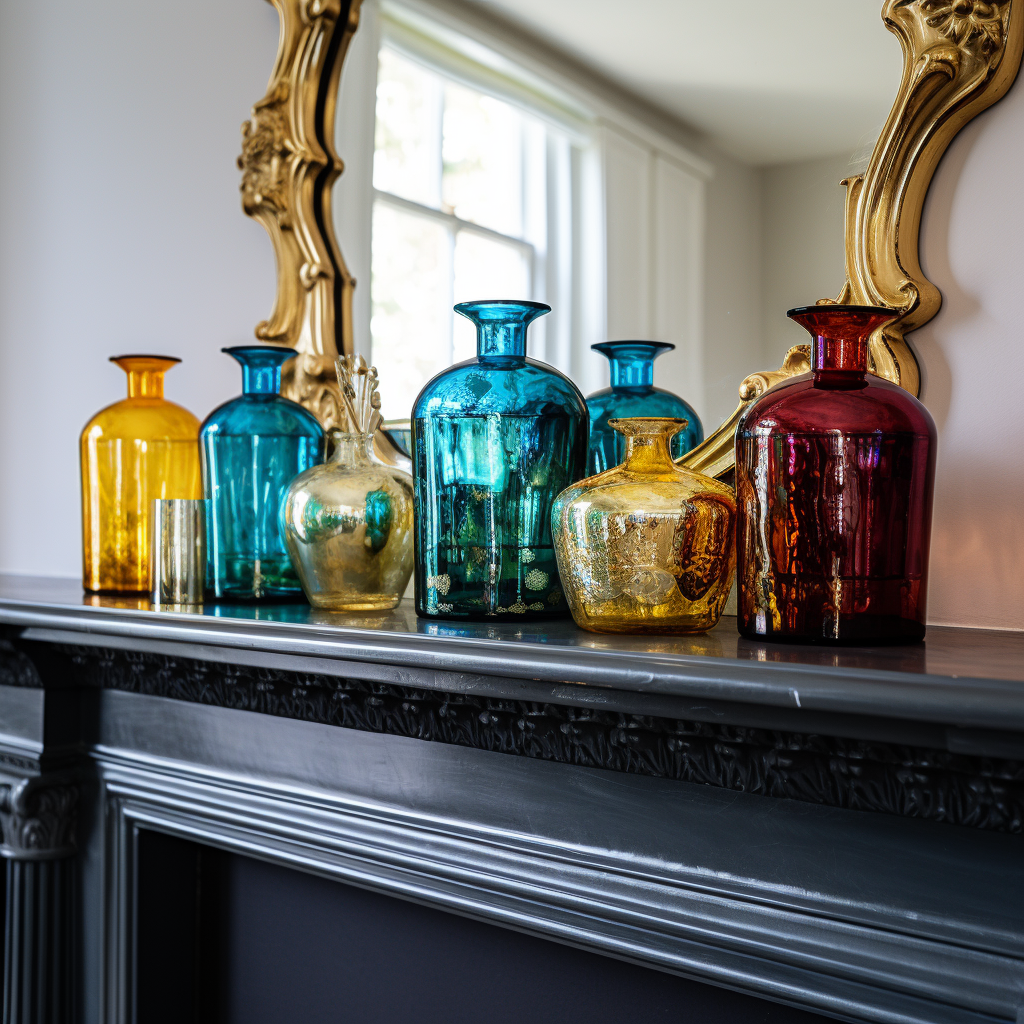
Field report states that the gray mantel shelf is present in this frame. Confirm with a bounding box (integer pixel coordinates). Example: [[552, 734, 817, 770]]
[[1, 572, 1023, 749]]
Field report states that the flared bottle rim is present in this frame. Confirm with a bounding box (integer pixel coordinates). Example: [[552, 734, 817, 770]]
[[609, 416, 688, 437], [109, 354, 181, 366], [222, 344, 296, 363], [786, 304, 896, 319], [453, 300, 551, 322], [591, 340, 675, 356]]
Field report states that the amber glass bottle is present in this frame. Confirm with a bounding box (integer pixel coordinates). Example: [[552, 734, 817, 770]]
[[80, 356, 201, 593], [735, 306, 936, 643]]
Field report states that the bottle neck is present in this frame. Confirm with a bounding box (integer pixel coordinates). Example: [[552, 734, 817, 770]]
[[622, 431, 677, 474], [478, 322, 527, 364], [328, 431, 374, 465], [126, 369, 165, 399], [788, 307, 895, 387], [609, 354, 654, 389], [811, 336, 868, 388], [241, 363, 283, 396], [811, 335, 867, 374]]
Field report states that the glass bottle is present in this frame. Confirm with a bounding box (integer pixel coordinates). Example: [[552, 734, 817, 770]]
[[80, 355, 201, 593], [200, 346, 324, 601], [413, 300, 588, 620], [587, 341, 704, 474], [735, 305, 937, 644], [283, 358, 414, 611], [553, 418, 735, 634]]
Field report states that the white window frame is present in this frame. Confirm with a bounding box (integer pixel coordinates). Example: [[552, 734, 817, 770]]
[[370, 22, 587, 377], [373, 187, 538, 368], [333, 0, 713, 418]]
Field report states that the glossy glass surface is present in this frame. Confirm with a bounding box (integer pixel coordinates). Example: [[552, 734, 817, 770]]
[[381, 420, 412, 459], [553, 418, 735, 634], [413, 300, 588, 620], [735, 306, 937, 644], [8, 575, 1016, 690], [586, 342, 704, 474], [200, 346, 324, 602], [80, 356, 201, 593], [283, 431, 414, 611]]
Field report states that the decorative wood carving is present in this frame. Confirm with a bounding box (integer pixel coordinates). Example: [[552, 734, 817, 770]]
[[0, 778, 77, 859], [58, 644, 1024, 833]]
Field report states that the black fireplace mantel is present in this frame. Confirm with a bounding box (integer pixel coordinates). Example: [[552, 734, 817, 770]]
[[0, 573, 1022, 1024]]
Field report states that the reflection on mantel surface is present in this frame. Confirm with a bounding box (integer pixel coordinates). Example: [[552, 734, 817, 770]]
[[8, 573, 1024, 690]]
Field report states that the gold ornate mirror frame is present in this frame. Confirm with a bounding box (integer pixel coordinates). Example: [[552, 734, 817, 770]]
[[239, 0, 1022, 473]]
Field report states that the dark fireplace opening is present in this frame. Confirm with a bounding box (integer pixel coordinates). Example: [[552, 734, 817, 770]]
[[134, 829, 827, 1024]]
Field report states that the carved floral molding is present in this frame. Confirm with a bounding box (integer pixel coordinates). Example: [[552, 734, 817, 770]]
[[239, 0, 363, 427], [0, 776, 77, 860]]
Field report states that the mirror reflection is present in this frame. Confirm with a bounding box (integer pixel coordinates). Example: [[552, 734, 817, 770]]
[[340, 1, 903, 432]]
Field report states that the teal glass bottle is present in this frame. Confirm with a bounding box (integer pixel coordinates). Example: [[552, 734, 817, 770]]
[[200, 346, 325, 601], [413, 300, 588, 620], [587, 341, 704, 473]]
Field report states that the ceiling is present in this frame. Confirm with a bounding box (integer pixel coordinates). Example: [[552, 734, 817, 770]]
[[464, 0, 904, 166]]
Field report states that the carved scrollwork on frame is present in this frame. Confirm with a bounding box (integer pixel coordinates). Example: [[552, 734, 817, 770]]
[[239, 0, 362, 427], [832, 0, 1024, 394], [679, 346, 811, 480], [681, 0, 1023, 476], [0, 777, 78, 860]]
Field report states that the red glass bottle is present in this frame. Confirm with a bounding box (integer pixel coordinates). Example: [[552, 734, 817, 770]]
[[735, 305, 936, 644]]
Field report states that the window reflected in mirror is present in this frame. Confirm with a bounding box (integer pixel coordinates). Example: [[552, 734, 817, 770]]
[[371, 46, 555, 419]]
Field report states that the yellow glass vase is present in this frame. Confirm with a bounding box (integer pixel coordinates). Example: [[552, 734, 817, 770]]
[[552, 417, 736, 634], [80, 355, 201, 593]]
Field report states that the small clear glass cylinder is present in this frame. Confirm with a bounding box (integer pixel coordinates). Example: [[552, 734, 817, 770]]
[[151, 499, 206, 605]]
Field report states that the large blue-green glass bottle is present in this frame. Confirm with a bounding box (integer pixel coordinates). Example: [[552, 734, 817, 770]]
[[586, 341, 704, 474], [200, 346, 324, 601], [413, 301, 588, 620]]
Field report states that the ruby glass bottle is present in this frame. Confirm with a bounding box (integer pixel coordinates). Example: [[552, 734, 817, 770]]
[[735, 305, 936, 643]]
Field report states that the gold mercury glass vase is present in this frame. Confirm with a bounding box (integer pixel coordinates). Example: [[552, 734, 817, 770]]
[[551, 417, 736, 634], [282, 356, 414, 611]]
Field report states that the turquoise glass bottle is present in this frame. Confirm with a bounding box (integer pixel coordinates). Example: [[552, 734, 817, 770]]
[[200, 346, 324, 601], [587, 341, 704, 474], [413, 300, 588, 620]]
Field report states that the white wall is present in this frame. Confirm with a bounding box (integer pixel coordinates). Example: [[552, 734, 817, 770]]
[[600, 126, 709, 421], [914, 76, 1024, 631], [698, 149, 765, 429], [761, 152, 852, 367], [0, 0, 282, 578]]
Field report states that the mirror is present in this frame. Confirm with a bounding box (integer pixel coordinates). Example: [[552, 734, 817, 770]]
[[359, 0, 903, 430], [344, 0, 905, 428], [239, 0, 1022, 469]]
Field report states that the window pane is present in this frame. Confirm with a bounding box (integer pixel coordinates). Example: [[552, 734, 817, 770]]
[[442, 82, 524, 238], [373, 48, 442, 209], [452, 232, 531, 361], [370, 202, 451, 419]]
